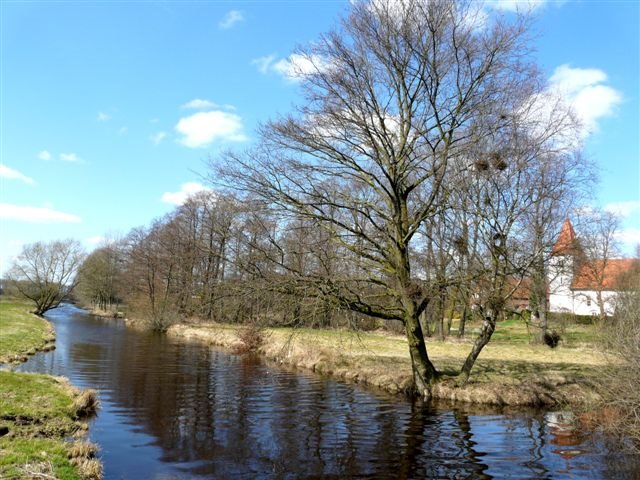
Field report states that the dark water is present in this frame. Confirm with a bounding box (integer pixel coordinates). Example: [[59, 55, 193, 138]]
[[15, 304, 640, 479]]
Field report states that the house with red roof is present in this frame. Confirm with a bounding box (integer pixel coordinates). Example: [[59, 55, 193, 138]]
[[548, 219, 638, 317]]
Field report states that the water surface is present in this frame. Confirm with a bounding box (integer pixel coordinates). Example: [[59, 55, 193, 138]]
[[17, 304, 640, 479]]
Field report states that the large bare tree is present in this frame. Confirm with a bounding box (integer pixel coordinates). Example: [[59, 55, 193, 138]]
[[212, 0, 556, 396], [7, 239, 85, 316]]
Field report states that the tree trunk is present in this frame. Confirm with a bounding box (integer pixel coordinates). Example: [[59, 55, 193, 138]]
[[537, 305, 548, 345], [596, 290, 606, 326], [446, 301, 454, 338], [458, 304, 468, 338], [403, 303, 438, 397], [460, 310, 497, 382]]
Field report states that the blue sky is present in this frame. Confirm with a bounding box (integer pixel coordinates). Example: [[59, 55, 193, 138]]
[[1, 0, 638, 273]]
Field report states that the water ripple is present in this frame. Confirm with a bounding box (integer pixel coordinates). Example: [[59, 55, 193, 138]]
[[14, 304, 640, 479]]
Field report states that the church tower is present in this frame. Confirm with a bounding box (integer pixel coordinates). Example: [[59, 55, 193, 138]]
[[548, 219, 581, 313]]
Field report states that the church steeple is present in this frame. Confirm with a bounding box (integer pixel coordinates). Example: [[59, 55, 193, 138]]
[[552, 219, 580, 256]]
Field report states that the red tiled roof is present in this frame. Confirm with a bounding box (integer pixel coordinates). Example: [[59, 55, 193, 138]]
[[552, 219, 580, 256], [572, 258, 639, 290]]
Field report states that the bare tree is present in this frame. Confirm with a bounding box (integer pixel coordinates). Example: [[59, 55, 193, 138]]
[[575, 208, 622, 323], [523, 150, 592, 343], [76, 242, 124, 312], [602, 260, 640, 450], [212, 0, 552, 396], [7, 239, 86, 316], [123, 221, 181, 330]]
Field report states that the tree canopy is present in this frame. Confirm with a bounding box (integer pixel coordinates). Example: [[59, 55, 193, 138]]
[[7, 239, 85, 316], [211, 0, 583, 395]]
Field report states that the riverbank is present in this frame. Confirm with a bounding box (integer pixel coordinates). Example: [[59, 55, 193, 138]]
[[168, 322, 606, 407], [0, 301, 56, 364], [0, 300, 102, 479]]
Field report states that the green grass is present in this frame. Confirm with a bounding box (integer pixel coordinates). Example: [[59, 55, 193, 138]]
[[447, 315, 602, 347], [0, 298, 101, 479], [0, 372, 84, 480], [0, 438, 81, 479], [0, 300, 54, 363]]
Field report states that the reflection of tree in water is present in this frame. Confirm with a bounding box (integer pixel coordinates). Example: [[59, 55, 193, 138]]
[[499, 412, 551, 479], [599, 440, 640, 480], [523, 414, 551, 478], [36, 309, 640, 479], [393, 405, 491, 479], [100, 333, 507, 478]]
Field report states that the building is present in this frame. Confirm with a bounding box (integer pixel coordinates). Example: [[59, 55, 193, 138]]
[[547, 219, 638, 316]]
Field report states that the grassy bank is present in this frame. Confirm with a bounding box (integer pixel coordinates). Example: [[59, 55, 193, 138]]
[[0, 300, 101, 480], [0, 301, 55, 364], [169, 320, 607, 407]]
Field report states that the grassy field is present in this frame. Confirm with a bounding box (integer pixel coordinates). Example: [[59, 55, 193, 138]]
[[0, 300, 55, 364], [169, 317, 609, 407], [0, 299, 101, 479]]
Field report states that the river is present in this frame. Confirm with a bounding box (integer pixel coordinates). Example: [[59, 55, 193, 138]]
[[15, 304, 640, 479]]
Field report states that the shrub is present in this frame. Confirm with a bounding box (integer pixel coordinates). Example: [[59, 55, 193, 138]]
[[543, 330, 561, 348], [72, 389, 100, 418], [234, 325, 267, 354], [600, 284, 640, 451], [548, 311, 598, 326]]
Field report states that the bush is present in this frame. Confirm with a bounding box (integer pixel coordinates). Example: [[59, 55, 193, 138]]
[[234, 325, 267, 354], [548, 311, 598, 326], [600, 286, 640, 451], [543, 330, 561, 348]]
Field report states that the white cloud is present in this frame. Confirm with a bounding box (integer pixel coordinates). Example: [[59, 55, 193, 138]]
[[0, 165, 35, 185], [0, 203, 81, 223], [161, 182, 210, 205], [38, 150, 52, 161], [252, 54, 277, 74], [254, 53, 329, 82], [219, 10, 244, 30], [118, 126, 128, 135], [616, 228, 640, 252], [86, 236, 106, 246], [150, 118, 160, 124], [175, 110, 246, 148], [60, 152, 81, 163], [488, 0, 548, 12], [181, 99, 219, 110], [459, 5, 489, 31], [605, 201, 640, 217], [517, 65, 623, 150], [272, 54, 320, 82], [85, 235, 119, 250], [549, 65, 622, 138], [97, 111, 111, 121], [150, 131, 167, 146]]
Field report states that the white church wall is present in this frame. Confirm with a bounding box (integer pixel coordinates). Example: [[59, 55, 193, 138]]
[[549, 289, 618, 316], [572, 290, 618, 316]]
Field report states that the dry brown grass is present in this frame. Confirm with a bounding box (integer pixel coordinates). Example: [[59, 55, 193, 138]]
[[597, 286, 640, 451], [71, 458, 103, 480], [68, 441, 99, 460], [167, 322, 605, 406], [72, 389, 100, 419], [68, 440, 102, 479], [16, 461, 57, 479], [233, 325, 268, 353]]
